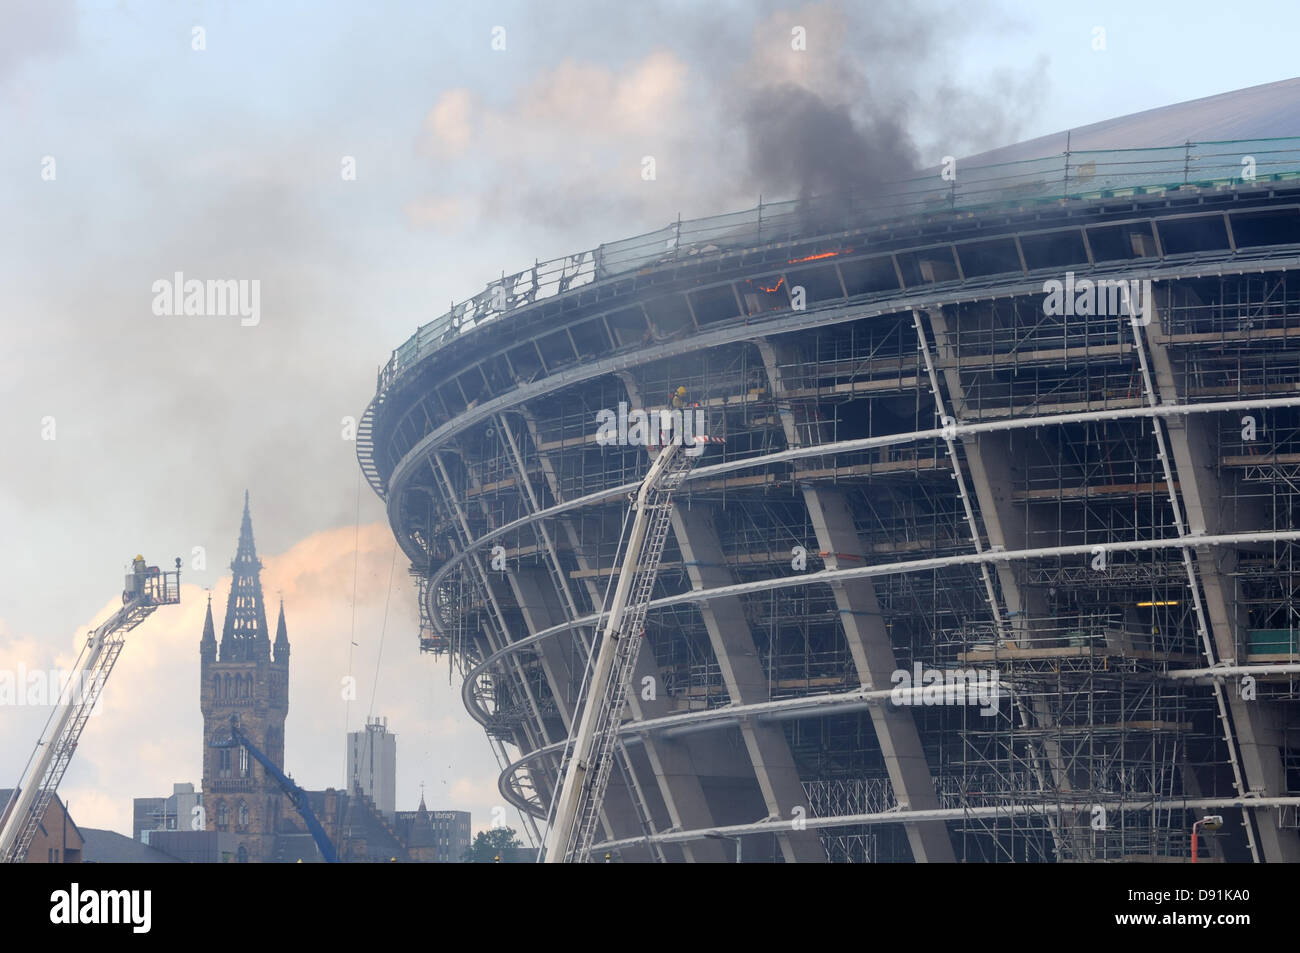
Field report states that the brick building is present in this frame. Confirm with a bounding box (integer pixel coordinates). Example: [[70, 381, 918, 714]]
[[0, 790, 82, 863]]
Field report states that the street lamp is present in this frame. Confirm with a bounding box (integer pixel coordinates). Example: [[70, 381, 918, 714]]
[[1191, 815, 1223, 864]]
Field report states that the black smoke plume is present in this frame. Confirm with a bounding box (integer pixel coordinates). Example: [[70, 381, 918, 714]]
[[744, 83, 920, 227]]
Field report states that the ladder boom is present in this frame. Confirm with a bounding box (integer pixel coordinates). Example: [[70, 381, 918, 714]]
[[0, 558, 180, 864], [545, 441, 701, 862]]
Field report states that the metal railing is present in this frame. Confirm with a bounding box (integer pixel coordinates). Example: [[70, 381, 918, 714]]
[[375, 137, 1300, 397]]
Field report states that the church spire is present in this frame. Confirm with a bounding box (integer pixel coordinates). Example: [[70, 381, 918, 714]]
[[200, 593, 217, 662], [220, 490, 270, 661], [273, 597, 290, 664]]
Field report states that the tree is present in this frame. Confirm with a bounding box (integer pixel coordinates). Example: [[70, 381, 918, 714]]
[[462, 827, 524, 863]]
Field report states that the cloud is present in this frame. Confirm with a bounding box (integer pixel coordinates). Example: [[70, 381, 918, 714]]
[[0, 0, 76, 89], [450, 774, 520, 836], [420, 88, 475, 158], [409, 50, 695, 232], [403, 194, 466, 228], [406, 0, 1045, 236]]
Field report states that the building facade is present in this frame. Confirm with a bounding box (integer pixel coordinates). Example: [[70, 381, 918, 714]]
[[422, 809, 470, 862], [134, 782, 201, 843], [0, 790, 81, 863], [131, 797, 164, 843], [147, 829, 238, 863], [359, 82, 1300, 862]]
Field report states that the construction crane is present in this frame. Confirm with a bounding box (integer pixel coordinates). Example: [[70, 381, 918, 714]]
[[0, 556, 182, 864], [212, 714, 340, 863], [545, 438, 706, 863]]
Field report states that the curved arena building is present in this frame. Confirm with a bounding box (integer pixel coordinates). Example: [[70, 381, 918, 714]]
[[359, 79, 1300, 862]]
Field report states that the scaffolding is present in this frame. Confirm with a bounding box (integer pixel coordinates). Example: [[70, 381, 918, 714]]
[[363, 167, 1300, 861]]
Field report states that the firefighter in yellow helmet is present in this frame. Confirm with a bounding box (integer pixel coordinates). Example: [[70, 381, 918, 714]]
[[125, 554, 148, 603], [671, 385, 687, 410]]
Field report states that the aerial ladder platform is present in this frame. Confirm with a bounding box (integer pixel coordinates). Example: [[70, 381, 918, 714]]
[[545, 438, 706, 863], [0, 556, 181, 863]]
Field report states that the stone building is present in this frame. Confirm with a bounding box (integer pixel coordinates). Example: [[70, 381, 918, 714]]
[[200, 492, 290, 863], [197, 493, 438, 863]]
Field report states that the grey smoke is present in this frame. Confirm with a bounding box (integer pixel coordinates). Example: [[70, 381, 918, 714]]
[[743, 82, 920, 203], [0, 0, 75, 86], [453, 0, 1044, 235]]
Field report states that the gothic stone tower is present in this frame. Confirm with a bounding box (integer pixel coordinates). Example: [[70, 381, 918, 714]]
[[200, 492, 291, 863]]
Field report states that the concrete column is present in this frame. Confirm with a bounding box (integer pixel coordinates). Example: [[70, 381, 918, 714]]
[[757, 337, 955, 862], [1145, 311, 1300, 863], [449, 450, 648, 852], [618, 373, 826, 862], [669, 503, 828, 862], [924, 308, 1083, 858], [518, 408, 731, 862]]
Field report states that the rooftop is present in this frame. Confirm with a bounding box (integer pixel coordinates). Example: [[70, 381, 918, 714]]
[[370, 79, 1300, 405], [80, 828, 180, 864], [968, 76, 1300, 165]]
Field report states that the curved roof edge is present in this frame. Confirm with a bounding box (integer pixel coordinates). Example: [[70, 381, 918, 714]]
[[966, 76, 1300, 166]]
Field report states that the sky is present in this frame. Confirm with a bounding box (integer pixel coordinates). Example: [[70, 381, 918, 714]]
[[1, 0, 1298, 844]]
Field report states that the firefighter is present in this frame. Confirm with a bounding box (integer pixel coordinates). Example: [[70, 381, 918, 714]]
[[124, 554, 147, 603], [671, 385, 686, 409]]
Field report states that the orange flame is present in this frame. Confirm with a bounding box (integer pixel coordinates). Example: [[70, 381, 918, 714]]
[[787, 249, 849, 264]]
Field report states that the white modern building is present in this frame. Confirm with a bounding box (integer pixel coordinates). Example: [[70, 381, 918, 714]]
[[347, 717, 396, 819]]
